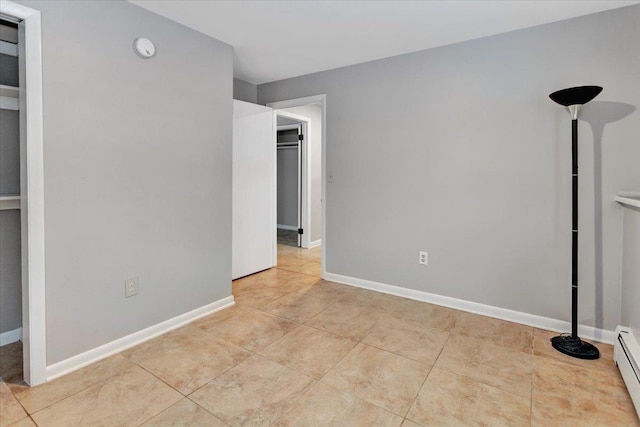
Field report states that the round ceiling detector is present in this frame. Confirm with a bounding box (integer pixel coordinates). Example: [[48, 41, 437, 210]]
[[133, 38, 156, 59]]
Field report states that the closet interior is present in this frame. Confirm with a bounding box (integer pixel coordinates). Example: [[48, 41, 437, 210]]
[[0, 19, 23, 352]]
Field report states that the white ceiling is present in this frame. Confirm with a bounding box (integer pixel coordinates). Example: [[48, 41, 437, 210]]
[[130, 0, 639, 85]]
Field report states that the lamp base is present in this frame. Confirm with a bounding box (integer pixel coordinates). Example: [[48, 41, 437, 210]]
[[551, 334, 600, 360]]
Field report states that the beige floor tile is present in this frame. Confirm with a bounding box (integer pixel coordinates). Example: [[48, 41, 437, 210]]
[[141, 398, 227, 426], [10, 354, 134, 414], [435, 334, 532, 398], [295, 280, 361, 303], [532, 355, 638, 424], [0, 342, 23, 383], [192, 305, 246, 330], [406, 367, 530, 426], [305, 300, 384, 341], [276, 245, 321, 262], [190, 355, 315, 426], [451, 311, 533, 353], [260, 292, 331, 323], [195, 307, 299, 352], [272, 382, 403, 427], [322, 343, 430, 416], [1, 380, 28, 426], [232, 269, 279, 287], [278, 261, 321, 277], [362, 317, 449, 365], [258, 269, 320, 293], [391, 299, 460, 333], [259, 325, 357, 379], [31, 365, 182, 427], [5, 417, 36, 427], [531, 398, 639, 427], [276, 255, 309, 269], [289, 247, 322, 262], [6, 245, 634, 427], [122, 325, 251, 394], [276, 244, 301, 256], [533, 328, 617, 373], [232, 280, 292, 308], [339, 289, 406, 314]]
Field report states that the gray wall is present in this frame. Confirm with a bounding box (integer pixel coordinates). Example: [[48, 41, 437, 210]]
[[0, 54, 19, 87], [259, 5, 640, 331], [0, 110, 20, 194], [621, 206, 640, 338], [281, 104, 323, 243], [0, 23, 18, 43], [0, 210, 21, 334], [233, 78, 257, 103], [20, 1, 233, 364]]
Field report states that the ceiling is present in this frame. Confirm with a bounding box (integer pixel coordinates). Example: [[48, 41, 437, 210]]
[[130, 0, 639, 85]]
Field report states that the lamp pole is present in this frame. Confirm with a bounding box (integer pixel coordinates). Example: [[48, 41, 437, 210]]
[[549, 86, 602, 360]]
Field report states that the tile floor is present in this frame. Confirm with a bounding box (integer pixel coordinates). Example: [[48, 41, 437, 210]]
[[1, 244, 639, 426], [276, 229, 298, 247]]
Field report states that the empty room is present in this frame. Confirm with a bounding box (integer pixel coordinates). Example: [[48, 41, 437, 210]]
[[0, 0, 639, 425]]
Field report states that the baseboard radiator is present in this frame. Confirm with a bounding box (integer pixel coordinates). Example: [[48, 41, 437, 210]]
[[614, 326, 640, 418]]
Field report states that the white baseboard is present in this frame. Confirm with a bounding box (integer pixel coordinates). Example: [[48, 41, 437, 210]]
[[309, 239, 322, 249], [277, 224, 298, 231], [324, 272, 615, 344], [0, 327, 22, 346], [46, 296, 235, 381]]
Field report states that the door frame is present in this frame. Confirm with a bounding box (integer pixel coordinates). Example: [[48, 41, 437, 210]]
[[275, 111, 310, 248], [267, 95, 326, 278], [0, 0, 46, 385]]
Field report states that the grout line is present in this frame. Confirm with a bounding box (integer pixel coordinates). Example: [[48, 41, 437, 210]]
[[402, 334, 452, 420], [184, 395, 233, 426]]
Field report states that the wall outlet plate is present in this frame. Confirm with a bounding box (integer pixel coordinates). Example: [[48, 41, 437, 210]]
[[125, 277, 139, 298], [419, 251, 428, 265]]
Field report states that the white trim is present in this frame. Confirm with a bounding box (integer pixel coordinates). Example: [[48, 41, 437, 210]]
[[0, 84, 19, 96], [0, 195, 21, 210], [277, 224, 297, 231], [324, 272, 615, 344], [0, 39, 18, 56], [277, 124, 300, 131], [309, 239, 322, 249], [0, 96, 18, 110], [616, 193, 640, 209], [268, 94, 326, 274], [272, 113, 278, 267], [0, 327, 22, 346], [614, 326, 640, 418], [1, 0, 46, 386], [0, 84, 19, 110], [46, 296, 235, 381]]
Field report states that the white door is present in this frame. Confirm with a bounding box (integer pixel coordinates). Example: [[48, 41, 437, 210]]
[[232, 100, 274, 279]]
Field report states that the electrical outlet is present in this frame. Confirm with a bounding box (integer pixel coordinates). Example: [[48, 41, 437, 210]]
[[419, 251, 428, 265], [125, 277, 139, 298]]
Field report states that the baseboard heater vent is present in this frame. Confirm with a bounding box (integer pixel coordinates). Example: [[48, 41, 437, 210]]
[[614, 326, 640, 418]]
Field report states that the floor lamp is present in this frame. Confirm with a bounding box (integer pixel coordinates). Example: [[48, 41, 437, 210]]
[[549, 85, 602, 360]]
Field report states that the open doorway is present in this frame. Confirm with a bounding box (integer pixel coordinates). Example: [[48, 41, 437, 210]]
[[270, 96, 325, 278], [0, 17, 24, 383], [276, 112, 308, 248]]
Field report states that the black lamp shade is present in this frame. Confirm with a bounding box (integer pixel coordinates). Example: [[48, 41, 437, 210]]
[[549, 86, 603, 106]]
